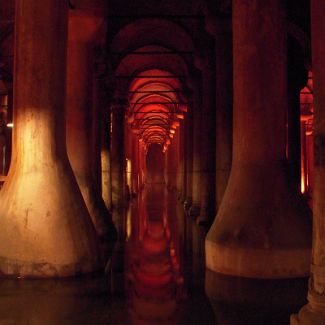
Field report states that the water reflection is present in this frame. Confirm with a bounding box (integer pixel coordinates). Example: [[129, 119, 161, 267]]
[[126, 183, 185, 323], [0, 182, 308, 324]]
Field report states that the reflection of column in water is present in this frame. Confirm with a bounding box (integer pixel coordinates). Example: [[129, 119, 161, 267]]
[[192, 223, 206, 290], [127, 185, 185, 322]]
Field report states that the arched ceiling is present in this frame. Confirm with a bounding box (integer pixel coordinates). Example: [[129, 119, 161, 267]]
[[111, 19, 194, 152], [126, 69, 187, 152]]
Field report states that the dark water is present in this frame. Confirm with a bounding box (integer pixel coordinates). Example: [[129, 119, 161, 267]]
[[0, 184, 308, 324]]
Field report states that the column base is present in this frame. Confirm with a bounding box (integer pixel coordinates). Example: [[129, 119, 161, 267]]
[[0, 256, 97, 278], [206, 164, 312, 278], [291, 289, 325, 324], [0, 165, 102, 278], [206, 240, 310, 278], [291, 304, 325, 324]]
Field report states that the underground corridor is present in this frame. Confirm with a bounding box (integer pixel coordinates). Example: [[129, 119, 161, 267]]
[[0, 0, 324, 324]]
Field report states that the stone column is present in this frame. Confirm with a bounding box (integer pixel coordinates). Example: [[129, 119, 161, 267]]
[[206, 0, 312, 278], [206, 18, 233, 210], [0, 0, 101, 277], [101, 102, 112, 210], [184, 102, 194, 210], [204, 12, 233, 213], [166, 131, 179, 191], [287, 40, 309, 195], [130, 134, 139, 196], [189, 77, 202, 218], [66, 11, 116, 245], [197, 51, 216, 225], [291, 0, 325, 323], [111, 99, 126, 213]]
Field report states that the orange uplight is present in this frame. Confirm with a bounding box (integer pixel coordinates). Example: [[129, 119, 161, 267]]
[[176, 114, 184, 119], [301, 171, 306, 194]]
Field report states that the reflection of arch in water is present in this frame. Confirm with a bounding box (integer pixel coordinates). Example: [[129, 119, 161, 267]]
[[126, 185, 184, 323]]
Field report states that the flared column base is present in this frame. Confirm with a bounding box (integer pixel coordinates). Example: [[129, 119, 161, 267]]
[[206, 241, 310, 279]]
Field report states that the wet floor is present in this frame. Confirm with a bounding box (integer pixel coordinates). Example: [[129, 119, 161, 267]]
[[0, 184, 308, 324]]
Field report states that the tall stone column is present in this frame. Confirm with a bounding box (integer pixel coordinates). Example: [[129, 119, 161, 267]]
[[166, 130, 179, 191], [206, 18, 233, 210], [189, 78, 202, 218], [66, 11, 116, 245], [287, 41, 309, 195], [101, 102, 112, 210], [206, 0, 311, 278], [0, 0, 101, 277], [291, 0, 325, 323], [130, 134, 139, 196]]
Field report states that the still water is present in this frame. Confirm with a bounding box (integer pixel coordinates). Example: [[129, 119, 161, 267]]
[[0, 184, 307, 324]]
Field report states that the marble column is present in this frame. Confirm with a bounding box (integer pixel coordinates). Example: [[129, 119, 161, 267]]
[[206, 0, 312, 278], [0, 0, 101, 277]]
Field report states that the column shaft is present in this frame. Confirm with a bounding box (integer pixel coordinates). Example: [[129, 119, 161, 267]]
[[215, 30, 233, 209], [66, 11, 116, 243], [198, 55, 216, 224], [111, 103, 125, 211], [189, 88, 202, 218]]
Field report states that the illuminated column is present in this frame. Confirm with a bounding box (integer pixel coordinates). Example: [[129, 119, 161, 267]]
[[189, 78, 202, 218], [291, 0, 325, 323], [111, 99, 126, 212], [66, 11, 116, 244], [206, 0, 311, 278], [287, 70, 305, 195], [101, 106, 112, 210], [166, 132, 178, 191], [0, 0, 101, 277]]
